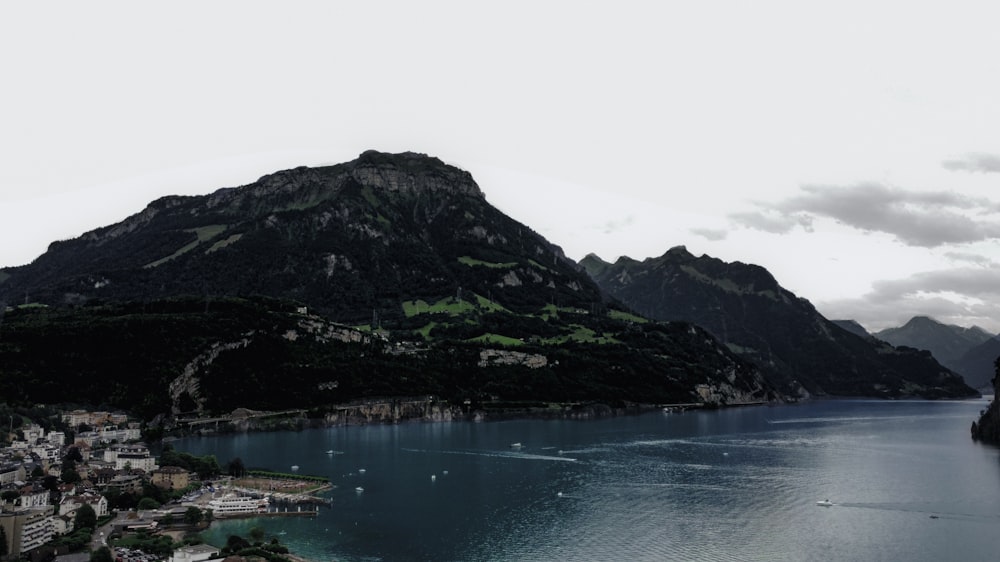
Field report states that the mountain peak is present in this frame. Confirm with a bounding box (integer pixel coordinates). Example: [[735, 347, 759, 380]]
[[346, 150, 484, 198], [242, 150, 483, 204], [662, 245, 694, 260], [578, 253, 612, 277], [904, 315, 940, 327]]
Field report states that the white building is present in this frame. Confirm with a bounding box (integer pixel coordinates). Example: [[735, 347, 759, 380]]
[[17, 486, 49, 509], [74, 431, 100, 447], [18, 507, 54, 553], [168, 544, 223, 562], [59, 493, 108, 518], [21, 425, 45, 444], [107, 444, 157, 472], [62, 410, 92, 428], [99, 426, 141, 443], [0, 463, 26, 485], [30, 444, 61, 462], [60, 410, 127, 429], [51, 514, 73, 536]]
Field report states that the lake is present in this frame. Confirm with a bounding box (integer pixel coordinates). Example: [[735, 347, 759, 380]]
[[175, 398, 1000, 561]]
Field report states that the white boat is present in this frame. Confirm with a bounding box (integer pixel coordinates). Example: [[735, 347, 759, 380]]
[[207, 494, 269, 515], [510, 442, 523, 448], [325, 450, 334, 454], [291, 465, 299, 470], [816, 499, 834, 507], [355, 486, 364, 493]]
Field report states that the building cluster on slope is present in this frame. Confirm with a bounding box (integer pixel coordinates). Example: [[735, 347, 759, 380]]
[[0, 409, 193, 559]]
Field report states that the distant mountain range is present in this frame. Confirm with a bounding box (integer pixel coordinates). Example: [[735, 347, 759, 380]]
[[580, 248, 974, 399], [873, 316, 999, 390], [0, 152, 979, 423]]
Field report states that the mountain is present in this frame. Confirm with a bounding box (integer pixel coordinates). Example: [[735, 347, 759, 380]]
[[875, 317, 994, 369], [0, 150, 603, 322], [0, 152, 783, 420], [581, 248, 975, 399], [953, 337, 1000, 390]]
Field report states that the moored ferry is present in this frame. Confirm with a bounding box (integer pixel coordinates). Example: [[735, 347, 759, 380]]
[[207, 493, 269, 516]]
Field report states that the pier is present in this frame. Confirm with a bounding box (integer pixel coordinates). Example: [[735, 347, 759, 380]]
[[214, 507, 319, 519]]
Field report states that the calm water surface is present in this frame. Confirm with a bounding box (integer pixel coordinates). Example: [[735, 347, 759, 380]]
[[176, 399, 1000, 561]]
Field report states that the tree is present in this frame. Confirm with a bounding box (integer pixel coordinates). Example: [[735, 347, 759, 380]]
[[61, 468, 81, 484], [74, 503, 97, 530], [137, 497, 161, 510], [42, 475, 59, 491], [109, 491, 136, 511], [224, 535, 250, 553], [31, 465, 45, 479], [65, 447, 84, 463], [183, 506, 203, 525], [161, 512, 174, 526], [141, 483, 167, 505], [0, 523, 8, 558], [192, 455, 220, 480], [90, 546, 113, 562], [227, 457, 246, 479], [249, 526, 265, 544]]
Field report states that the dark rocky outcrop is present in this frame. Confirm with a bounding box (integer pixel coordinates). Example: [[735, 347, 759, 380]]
[[971, 357, 1000, 443]]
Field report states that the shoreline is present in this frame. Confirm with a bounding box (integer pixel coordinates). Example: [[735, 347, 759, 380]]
[[160, 393, 994, 443], [156, 394, 989, 443], [158, 398, 782, 440]]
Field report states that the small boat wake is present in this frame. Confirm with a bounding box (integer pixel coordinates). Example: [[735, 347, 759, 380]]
[[402, 448, 577, 462], [834, 501, 1000, 522]]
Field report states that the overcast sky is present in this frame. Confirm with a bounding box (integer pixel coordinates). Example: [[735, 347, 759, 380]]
[[3, 1, 1000, 333]]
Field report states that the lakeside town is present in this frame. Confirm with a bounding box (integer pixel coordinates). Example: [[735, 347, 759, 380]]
[[1, 408, 325, 562]]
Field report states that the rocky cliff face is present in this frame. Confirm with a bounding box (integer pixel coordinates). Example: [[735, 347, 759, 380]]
[[971, 358, 1000, 443]]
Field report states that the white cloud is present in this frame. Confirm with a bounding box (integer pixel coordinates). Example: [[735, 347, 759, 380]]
[[942, 153, 1000, 173], [732, 183, 1000, 247], [818, 265, 1000, 332], [690, 228, 729, 241]]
